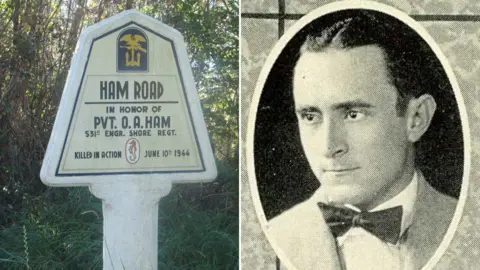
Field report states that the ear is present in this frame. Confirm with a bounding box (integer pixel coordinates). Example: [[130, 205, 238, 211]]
[[406, 94, 437, 143]]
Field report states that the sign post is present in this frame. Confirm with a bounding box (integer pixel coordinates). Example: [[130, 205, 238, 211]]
[[40, 10, 217, 270]]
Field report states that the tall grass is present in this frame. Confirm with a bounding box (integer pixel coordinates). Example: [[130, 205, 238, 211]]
[[0, 163, 238, 269], [1, 187, 103, 269]]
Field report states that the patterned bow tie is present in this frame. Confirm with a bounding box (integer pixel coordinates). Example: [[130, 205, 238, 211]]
[[317, 202, 403, 244]]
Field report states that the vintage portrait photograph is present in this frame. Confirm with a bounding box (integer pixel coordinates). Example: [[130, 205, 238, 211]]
[[243, 1, 472, 269]]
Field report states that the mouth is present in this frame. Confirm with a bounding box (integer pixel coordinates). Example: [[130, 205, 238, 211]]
[[322, 167, 360, 173]]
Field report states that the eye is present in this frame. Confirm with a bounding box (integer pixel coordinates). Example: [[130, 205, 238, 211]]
[[304, 113, 315, 121], [299, 112, 321, 124], [345, 110, 365, 121]]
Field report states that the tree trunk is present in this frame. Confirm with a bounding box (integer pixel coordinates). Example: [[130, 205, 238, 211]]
[[126, 0, 133, 10], [53, 0, 85, 105]]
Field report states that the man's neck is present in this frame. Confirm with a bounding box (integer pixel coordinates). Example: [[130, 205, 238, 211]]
[[357, 162, 415, 211]]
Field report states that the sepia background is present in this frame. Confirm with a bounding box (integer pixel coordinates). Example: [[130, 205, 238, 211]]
[[241, 0, 480, 269]]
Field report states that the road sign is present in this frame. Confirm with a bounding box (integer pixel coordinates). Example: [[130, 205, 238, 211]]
[[40, 10, 217, 270], [41, 10, 216, 185]]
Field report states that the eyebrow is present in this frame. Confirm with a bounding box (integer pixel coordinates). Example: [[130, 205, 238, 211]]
[[295, 100, 375, 113], [332, 100, 375, 110], [296, 106, 321, 114]]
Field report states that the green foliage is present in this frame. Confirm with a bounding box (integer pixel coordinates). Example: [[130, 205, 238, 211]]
[[1, 163, 238, 269], [0, 0, 238, 269], [158, 161, 238, 269], [1, 188, 103, 269], [140, 0, 239, 163]]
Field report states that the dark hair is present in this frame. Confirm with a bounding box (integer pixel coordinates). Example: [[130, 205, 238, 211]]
[[299, 11, 442, 116]]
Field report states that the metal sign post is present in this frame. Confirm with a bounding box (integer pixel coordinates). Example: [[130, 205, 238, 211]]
[[40, 10, 217, 270]]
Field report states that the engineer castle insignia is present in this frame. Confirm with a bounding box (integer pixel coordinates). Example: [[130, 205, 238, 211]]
[[117, 27, 148, 71]]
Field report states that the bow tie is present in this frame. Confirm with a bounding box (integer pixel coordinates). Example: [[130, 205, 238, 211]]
[[317, 202, 403, 244]]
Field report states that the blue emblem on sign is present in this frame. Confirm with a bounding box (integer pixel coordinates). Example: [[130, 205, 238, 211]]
[[117, 28, 148, 71]]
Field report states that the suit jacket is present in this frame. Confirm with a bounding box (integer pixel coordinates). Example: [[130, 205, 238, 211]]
[[267, 173, 458, 270]]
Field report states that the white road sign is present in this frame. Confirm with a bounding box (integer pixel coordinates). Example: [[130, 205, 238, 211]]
[[40, 10, 217, 185]]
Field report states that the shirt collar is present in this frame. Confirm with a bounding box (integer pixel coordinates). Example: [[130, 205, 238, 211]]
[[372, 171, 418, 235]]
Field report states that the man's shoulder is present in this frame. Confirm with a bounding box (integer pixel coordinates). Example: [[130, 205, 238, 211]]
[[411, 181, 457, 246], [415, 178, 457, 225], [408, 177, 458, 267], [267, 198, 323, 238], [266, 197, 342, 270]]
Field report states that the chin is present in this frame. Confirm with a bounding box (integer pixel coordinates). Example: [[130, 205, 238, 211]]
[[321, 185, 372, 207]]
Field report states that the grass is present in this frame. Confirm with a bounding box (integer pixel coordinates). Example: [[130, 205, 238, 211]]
[[1, 188, 103, 269], [0, 166, 238, 270], [158, 189, 238, 270]]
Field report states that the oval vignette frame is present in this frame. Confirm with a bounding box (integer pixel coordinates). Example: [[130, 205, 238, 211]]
[[246, 1, 471, 269]]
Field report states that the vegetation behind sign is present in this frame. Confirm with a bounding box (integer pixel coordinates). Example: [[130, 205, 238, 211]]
[[0, 0, 238, 269]]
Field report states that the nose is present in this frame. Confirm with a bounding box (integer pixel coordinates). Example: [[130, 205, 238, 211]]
[[320, 120, 348, 158]]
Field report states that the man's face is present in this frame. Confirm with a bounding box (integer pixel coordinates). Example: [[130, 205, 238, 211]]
[[293, 45, 415, 209]]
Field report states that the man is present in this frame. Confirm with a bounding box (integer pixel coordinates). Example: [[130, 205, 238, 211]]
[[266, 11, 457, 270]]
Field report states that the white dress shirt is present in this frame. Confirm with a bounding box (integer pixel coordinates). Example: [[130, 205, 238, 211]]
[[336, 172, 419, 270]]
